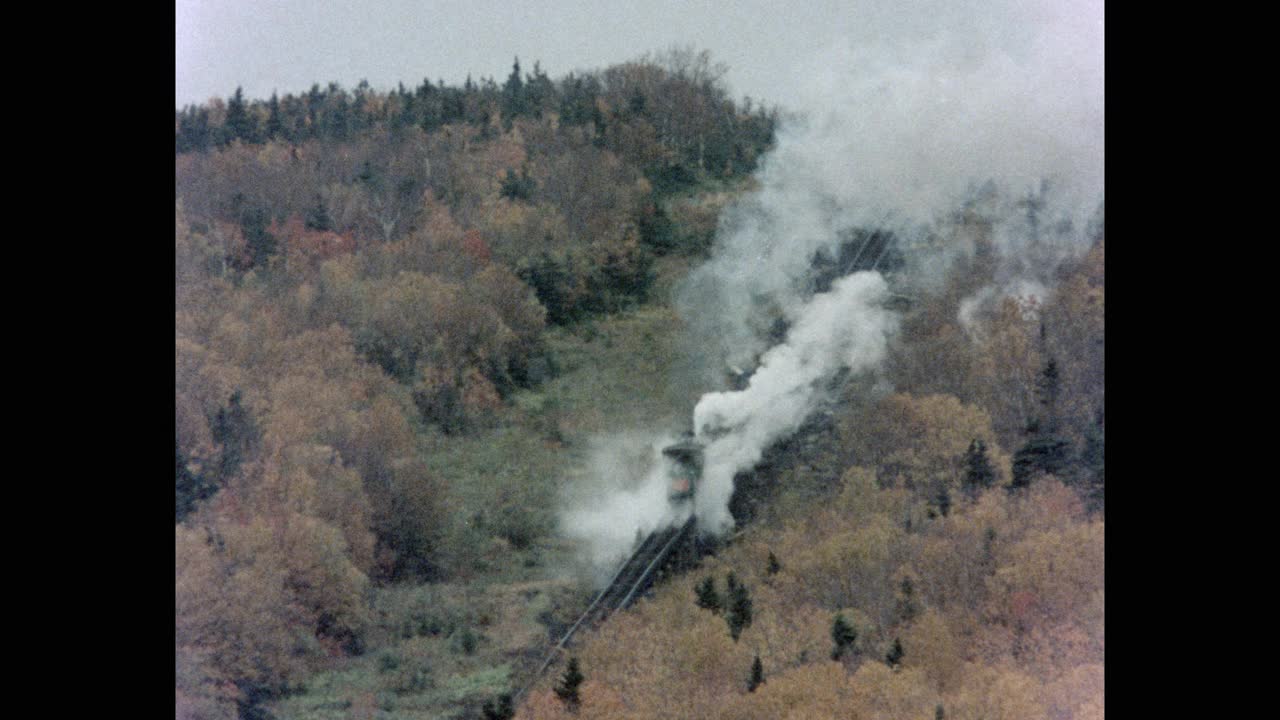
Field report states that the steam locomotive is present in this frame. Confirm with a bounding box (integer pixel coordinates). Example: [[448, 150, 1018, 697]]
[[662, 435, 703, 504]]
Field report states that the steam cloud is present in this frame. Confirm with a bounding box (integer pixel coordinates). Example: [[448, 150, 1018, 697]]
[[691, 272, 896, 532], [561, 433, 693, 581], [564, 0, 1103, 572]]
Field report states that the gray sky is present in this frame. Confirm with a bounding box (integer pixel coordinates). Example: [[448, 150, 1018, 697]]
[[175, 0, 916, 111]]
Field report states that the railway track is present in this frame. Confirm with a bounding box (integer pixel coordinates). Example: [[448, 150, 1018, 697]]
[[515, 514, 699, 702]]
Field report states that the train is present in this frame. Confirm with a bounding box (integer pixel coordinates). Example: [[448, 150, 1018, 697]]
[[662, 434, 704, 503]]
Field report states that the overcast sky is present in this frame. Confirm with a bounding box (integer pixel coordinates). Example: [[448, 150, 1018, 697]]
[[175, 0, 1030, 111]]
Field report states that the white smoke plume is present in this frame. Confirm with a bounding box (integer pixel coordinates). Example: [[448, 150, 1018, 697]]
[[675, 0, 1103, 531], [679, 0, 1103, 379], [562, 0, 1103, 571], [559, 432, 693, 581], [692, 272, 897, 532]]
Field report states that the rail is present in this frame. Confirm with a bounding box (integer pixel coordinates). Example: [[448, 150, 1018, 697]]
[[513, 515, 699, 702]]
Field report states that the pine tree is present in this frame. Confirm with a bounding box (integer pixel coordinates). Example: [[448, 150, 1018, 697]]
[[933, 485, 952, 517], [305, 193, 333, 232], [525, 61, 555, 118], [499, 167, 535, 201], [766, 551, 781, 576], [725, 572, 753, 641], [1036, 357, 1061, 421], [831, 613, 857, 660], [555, 657, 584, 710], [961, 439, 996, 499], [935, 704, 946, 720], [1011, 419, 1070, 491], [266, 92, 283, 140], [886, 637, 905, 668], [1012, 358, 1071, 490], [980, 526, 998, 574], [1081, 408, 1105, 512], [223, 86, 252, 145], [501, 57, 527, 124], [212, 390, 259, 482], [695, 576, 722, 613], [747, 655, 764, 692], [176, 439, 218, 522], [895, 576, 919, 624], [235, 202, 278, 270], [482, 693, 515, 720]]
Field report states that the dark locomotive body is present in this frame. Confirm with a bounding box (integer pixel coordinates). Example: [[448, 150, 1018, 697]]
[[662, 436, 703, 503]]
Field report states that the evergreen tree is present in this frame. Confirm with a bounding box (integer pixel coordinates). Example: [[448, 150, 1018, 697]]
[[525, 61, 556, 118], [1011, 418, 1070, 491], [518, 251, 580, 325], [324, 84, 351, 141], [482, 693, 515, 720], [265, 92, 283, 140], [1081, 408, 1105, 512], [501, 57, 527, 123], [499, 167, 535, 201], [725, 572, 753, 641], [637, 200, 677, 254], [176, 105, 213, 153], [1036, 357, 1061, 422], [747, 655, 764, 692], [695, 576, 722, 613], [305, 83, 324, 140], [886, 637, 905, 668], [352, 79, 372, 133], [554, 657, 584, 711], [236, 202, 278, 270], [223, 86, 256, 145], [211, 390, 259, 482], [895, 576, 919, 623], [766, 551, 781, 576], [933, 485, 952, 518], [1012, 357, 1071, 490], [176, 439, 218, 523], [961, 439, 996, 499], [980, 527, 998, 573], [831, 613, 857, 660], [304, 193, 333, 232], [936, 704, 946, 720]]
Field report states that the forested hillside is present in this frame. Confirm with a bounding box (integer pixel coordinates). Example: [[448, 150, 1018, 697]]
[[176, 47, 1102, 720], [176, 50, 777, 720]]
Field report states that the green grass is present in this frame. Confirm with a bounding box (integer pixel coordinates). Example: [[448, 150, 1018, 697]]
[[528, 302, 702, 437]]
